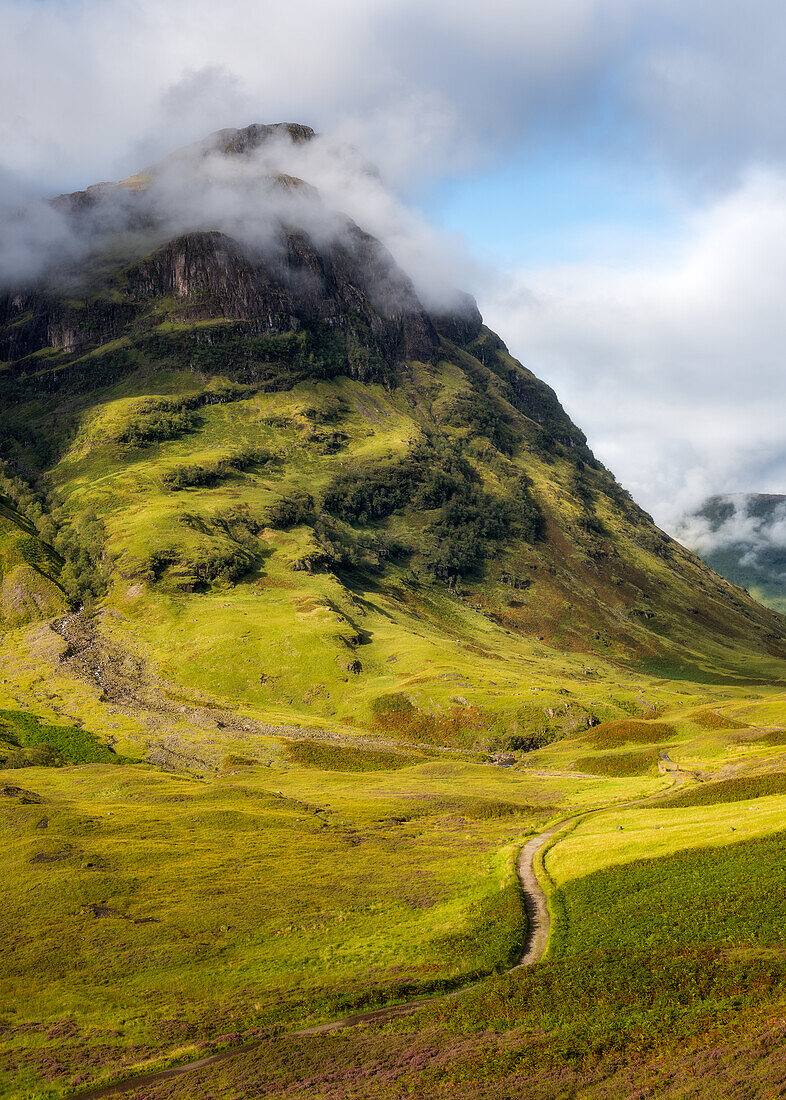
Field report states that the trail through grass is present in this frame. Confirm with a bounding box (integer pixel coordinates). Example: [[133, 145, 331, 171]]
[[0, 758, 562, 1099]]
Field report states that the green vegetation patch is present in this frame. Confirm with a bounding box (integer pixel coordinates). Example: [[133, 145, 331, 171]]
[[693, 708, 748, 731], [430, 796, 549, 820], [133, 320, 387, 386], [370, 693, 492, 749], [0, 709, 121, 767], [418, 946, 786, 1074], [161, 446, 275, 490], [283, 740, 422, 771], [573, 748, 661, 776], [551, 829, 786, 953], [114, 397, 202, 446], [758, 728, 786, 745], [0, 467, 107, 607], [440, 386, 515, 454], [585, 719, 676, 748], [433, 877, 527, 973], [661, 773, 786, 808], [323, 434, 542, 578], [639, 657, 779, 687]]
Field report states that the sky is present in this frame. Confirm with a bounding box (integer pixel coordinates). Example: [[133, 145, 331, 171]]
[[1, 0, 786, 531]]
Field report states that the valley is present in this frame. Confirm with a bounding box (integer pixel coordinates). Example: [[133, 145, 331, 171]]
[[3, 689, 785, 1099]]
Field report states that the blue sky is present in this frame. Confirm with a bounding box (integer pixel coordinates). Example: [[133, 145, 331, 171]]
[[422, 149, 682, 267]]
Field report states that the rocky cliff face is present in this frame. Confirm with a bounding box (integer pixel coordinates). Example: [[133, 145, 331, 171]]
[[1, 121, 480, 386], [123, 228, 443, 360], [0, 223, 466, 397]]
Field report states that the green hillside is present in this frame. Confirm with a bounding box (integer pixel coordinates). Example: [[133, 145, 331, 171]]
[[1, 153, 785, 763], [1, 124, 785, 1100]]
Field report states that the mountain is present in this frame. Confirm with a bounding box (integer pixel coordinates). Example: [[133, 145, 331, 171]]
[[679, 493, 786, 613], [0, 122, 785, 767], [4, 124, 786, 1100]]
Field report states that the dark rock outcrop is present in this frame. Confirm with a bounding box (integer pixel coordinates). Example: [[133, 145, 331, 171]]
[[0, 221, 441, 399]]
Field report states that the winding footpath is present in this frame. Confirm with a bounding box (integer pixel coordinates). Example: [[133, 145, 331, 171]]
[[70, 781, 683, 1100]]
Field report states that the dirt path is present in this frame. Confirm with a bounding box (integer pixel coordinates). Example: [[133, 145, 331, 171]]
[[67, 779, 687, 1100], [68, 819, 561, 1100], [512, 823, 560, 967]]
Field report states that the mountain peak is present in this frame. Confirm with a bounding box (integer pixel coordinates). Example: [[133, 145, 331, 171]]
[[169, 122, 317, 168], [217, 122, 317, 152]]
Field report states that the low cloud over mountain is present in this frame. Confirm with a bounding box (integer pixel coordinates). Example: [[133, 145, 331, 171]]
[[678, 493, 786, 611]]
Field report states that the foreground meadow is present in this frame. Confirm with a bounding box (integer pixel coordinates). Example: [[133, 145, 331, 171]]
[[106, 774, 786, 1100], [1, 690, 785, 1098], [3, 754, 572, 1099]]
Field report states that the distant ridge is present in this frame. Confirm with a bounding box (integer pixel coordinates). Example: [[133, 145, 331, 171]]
[[680, 493, 786, 613]]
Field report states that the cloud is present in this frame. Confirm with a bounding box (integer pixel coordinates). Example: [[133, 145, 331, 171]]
[[0, 124, 473, 313], [3, 0, 786, 194], [2, 0, 786, 526], [676, 494, 786, 585], [480, 171, 786, 529], [632, 0, 786, 183]]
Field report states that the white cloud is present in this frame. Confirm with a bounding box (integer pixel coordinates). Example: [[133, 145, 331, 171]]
[[481, 172, 786, 529], [2, 0, 786, 527], [676, 495, 786, 584], [0, 125, 474, 312], [4, 0, 786, 194]]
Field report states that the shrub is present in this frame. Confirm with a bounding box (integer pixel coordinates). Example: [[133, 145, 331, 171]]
[[161, 447, 274, 490], [660, 772, 786, 808], [422, 492, 514, 578], [551, 829, 786, 955], [265, 492, 315, 529], [370, 694, 492, 748], [115, 399, 201, 446], [284, 741, 419, 771], [574, 748, 661, 776], [432, 796, 547, 820], [323, 436, 543, 579], [586, 720, 677, 749], [441, 389, 515, 453], [692, 709, 747, 731], [499, 733, 548, 752], [132, 321, 390, 385], [112, 385, 258, 450], [51, 507, 108, 606], [759, 728, 786, 745]]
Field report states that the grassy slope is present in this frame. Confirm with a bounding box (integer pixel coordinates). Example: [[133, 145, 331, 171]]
[[1, 242, 786, 1099], [0, 495, 64, 628], [3, 356, 786, 770], [2, 756, 564, 1098]]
